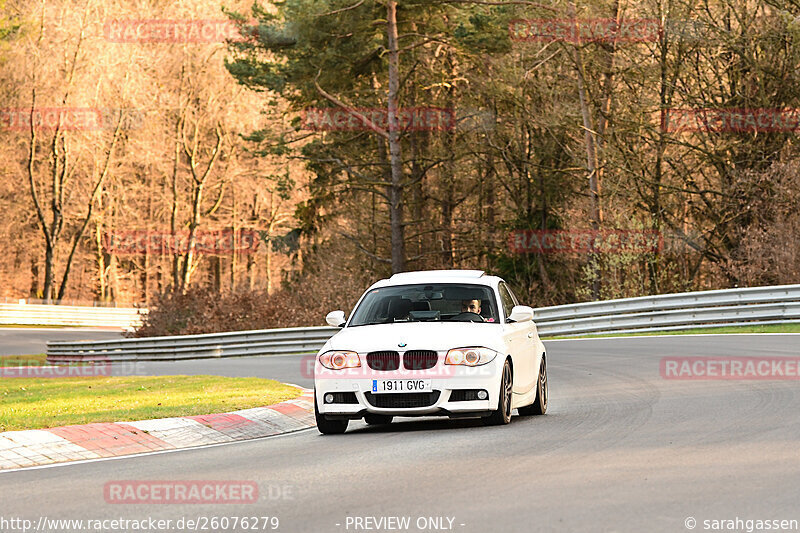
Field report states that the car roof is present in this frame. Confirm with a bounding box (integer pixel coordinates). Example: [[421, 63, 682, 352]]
[[370, 269, 503, 289]]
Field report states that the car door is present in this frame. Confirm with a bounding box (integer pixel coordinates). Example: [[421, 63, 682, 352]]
[[499, 282, 536, 394], [506, 284, 539, 393]]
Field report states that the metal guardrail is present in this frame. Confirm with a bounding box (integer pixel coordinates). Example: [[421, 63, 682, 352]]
[[47, 326, 337, 363], [45, 284, 800, 363], [533, 284, 800, 336], [1, 303, 145, 329]]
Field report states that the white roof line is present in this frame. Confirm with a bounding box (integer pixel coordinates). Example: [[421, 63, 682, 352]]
[[388, 269, 485, 281]]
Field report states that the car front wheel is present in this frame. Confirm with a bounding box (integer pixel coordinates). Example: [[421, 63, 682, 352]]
[[315, 393, 348, 434], [484, 358, 513, 425]]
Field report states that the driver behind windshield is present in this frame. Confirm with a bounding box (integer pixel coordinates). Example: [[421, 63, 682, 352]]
[[461, 299, 488, 322]]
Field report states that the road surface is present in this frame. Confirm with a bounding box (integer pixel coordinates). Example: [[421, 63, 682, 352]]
[[1, 334, 799, 532], [0, 328, 123, 356]]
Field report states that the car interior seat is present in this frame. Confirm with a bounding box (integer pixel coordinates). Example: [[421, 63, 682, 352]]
[[412, 301, 431, 311], [481, 299, 492, 320], [387, 297, 414, 321]]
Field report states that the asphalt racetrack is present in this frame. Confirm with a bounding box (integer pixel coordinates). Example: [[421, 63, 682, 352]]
[[0, 328, 123, 356], [2, 334, 799, 532]]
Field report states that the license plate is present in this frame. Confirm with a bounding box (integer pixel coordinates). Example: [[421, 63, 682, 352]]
[[372, 379, 432, 394]]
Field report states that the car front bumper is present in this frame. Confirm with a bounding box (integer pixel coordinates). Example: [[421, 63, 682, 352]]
[[314, 355, 504, 419]]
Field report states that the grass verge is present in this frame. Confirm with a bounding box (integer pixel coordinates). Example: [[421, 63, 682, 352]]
[[0, 375, 301, 432], [0, 354, 49, 366]]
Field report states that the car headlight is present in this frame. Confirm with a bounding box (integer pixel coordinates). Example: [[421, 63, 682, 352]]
[[319, 350, 361, 370], [444, 347, 498, 366]]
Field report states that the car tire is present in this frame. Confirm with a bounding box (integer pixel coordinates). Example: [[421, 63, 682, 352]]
[[518, 356, 547, 416], [364, 414, 393, 425], [484, 358, 513, 426], [314, 394, 348, 435]]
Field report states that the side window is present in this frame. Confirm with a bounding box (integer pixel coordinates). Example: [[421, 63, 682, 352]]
[[498, 283, 515, 319], [507, 286, 521, 306]]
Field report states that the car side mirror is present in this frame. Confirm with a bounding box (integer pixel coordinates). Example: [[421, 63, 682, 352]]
[[507, 305, 534, 323], [326, 310, 346, 328]]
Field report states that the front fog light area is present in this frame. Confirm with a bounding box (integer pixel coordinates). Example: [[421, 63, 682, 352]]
[[320, 392, 359, 405], [450, 389, 490, 402]]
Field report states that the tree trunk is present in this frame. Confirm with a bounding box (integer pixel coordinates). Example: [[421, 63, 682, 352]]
[[230, 181, 237, 291], [386, 1, 405, 274], [170, 118, 182, 289], [108, 254, 119, 301], [43, 241, 55, 302], [211, 256, 221, 293], [441, 178, 455, 268], [571, 7, 603, 300], [95, 222, 106, 301], [441, 55, 457, 268], [180, 183, 204, 290], [266, 238, 273, 295], [29, 257, 40, 298]]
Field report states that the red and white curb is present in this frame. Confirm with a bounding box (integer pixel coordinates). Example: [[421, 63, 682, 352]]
[[0, 388, 314, 470]]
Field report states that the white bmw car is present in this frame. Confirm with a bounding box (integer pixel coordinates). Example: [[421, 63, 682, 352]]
[[314, 270, 548, 434]]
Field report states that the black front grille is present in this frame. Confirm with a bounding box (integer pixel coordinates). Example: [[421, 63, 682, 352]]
[[367, 351, 400, 371], [402, 350, 438, 370], [365, 391, 441, 409]]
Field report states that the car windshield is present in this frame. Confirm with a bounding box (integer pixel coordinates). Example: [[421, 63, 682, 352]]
[[348, 283, 499, 326]]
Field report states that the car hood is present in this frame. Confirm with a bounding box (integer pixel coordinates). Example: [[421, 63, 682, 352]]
[[325, 322, 506, 354]]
